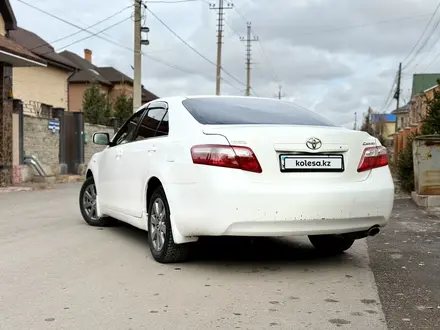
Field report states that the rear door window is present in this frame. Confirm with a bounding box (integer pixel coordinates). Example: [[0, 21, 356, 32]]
[[182, 97, 337, 127], [135, 108, 168, 140]]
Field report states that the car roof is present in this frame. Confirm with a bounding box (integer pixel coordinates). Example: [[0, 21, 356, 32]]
[[137, 95, 284, 111]]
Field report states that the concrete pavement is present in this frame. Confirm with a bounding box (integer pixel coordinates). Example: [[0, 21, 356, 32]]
[[1, 184, 387, 329], [368, 198, 440, 330]]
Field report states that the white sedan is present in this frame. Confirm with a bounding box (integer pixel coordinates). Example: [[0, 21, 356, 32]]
[[79, 96, 394, 263]]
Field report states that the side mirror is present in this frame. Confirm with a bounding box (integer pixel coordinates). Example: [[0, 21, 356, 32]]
[[92, 132, 110, 145]]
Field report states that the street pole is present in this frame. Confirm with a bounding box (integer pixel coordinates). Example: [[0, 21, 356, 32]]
[[210, 0, 233, 95], [277, 84, 282, 99], [240, 22, 258, 96], [133, 0, 142, 112], [394, 62, 402, 131]]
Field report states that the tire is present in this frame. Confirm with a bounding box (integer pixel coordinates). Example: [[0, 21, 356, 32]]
[[147, 186, 190, 263], [308, 234, 355, 255], [79, 177, 112, 227]]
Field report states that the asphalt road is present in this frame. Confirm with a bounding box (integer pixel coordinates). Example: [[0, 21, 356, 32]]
[[0, 184, 414, 329], [368, 199, 440, 330]]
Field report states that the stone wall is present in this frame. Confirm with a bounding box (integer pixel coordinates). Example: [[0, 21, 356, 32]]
[[23, 115, 59, 175], [84, 123, 114, 165]]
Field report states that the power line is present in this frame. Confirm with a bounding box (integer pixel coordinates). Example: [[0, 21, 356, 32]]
[[403, 11, 440, 64], [144, 5, 246, 87], [402, 1, 440, 69], [16, 0, 135, 53], [145, 53, 242, 90], [29, 5, 133, 52], [17, 0, 242, 92], [43, 17, 132, 56]]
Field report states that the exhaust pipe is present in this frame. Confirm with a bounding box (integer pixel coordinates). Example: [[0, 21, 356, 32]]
[[344, 226, 381, 240], [367, 226, 380, 237]]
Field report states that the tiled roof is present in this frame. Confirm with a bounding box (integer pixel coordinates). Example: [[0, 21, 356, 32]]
[[58, 50, 112, 85], [142, 87, 158, 102], [59, 50, 159, 99], [0, 34, 45, 65], [9, 27, 77, 71], [391, 103, 411, 114], [97, 67, 133, 84]]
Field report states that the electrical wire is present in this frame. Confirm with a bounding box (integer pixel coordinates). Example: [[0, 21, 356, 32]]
[[50, 17, 132, 55], [144, 5, 246, 87], [16, 0, 244, 92], [379, 74, 398, 112], [402, 0, 440, 69], [29, 5, 133, 52], [16, 0, 135, 52], [224, 21, 242, 38], [144, 53, 242, 91]]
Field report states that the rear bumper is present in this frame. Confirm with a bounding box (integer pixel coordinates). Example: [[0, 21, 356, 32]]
[[166, 167, 394, 237]]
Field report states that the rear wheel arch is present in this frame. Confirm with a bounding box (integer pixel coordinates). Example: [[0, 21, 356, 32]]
[[86, 169, 93, 179], [145, 176, 198, 245], [146, 176, 163, 211]]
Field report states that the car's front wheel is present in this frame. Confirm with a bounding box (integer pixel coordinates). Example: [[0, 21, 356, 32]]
[[79, 177, 112, 227], [308, 234, 355, 255], [147, 186, 190, 263]]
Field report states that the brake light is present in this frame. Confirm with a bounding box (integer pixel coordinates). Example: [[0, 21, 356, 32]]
[[357, 146, 388, 172], [191, 144, 262, 173]]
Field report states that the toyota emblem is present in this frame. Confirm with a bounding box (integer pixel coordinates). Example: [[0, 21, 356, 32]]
[[306, 137, 322, 150]]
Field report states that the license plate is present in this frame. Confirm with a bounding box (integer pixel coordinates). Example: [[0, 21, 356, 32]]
[[280, 154, 344, 172]]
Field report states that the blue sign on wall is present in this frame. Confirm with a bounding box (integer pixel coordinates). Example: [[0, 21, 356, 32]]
[[48, 119, 60, 133]]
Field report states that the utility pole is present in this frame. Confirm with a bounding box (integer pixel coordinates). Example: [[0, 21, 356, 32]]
[[353, 112, 357, 130], [210, 0, 233, 95], [394, 62, 402, 111], [240, 22, 258, 96], [133, 0, 142, 112], [133, 0, 150, 112], [393, 62, 402, 131], [277, 84, 283, 99]]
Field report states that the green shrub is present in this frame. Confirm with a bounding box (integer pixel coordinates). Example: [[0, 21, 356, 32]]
[[396, 133, 418, 193]]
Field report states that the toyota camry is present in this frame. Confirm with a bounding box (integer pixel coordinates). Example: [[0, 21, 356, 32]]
[[79, 96, 394, 263]]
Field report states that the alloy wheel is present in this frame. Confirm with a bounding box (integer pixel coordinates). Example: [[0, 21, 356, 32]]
[[83, 183, 98, 221], [150, 197, 167, 252]]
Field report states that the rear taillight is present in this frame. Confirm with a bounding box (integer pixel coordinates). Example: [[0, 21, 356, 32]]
[[357, 146, 388, 172], [191, 144, 262, 173]]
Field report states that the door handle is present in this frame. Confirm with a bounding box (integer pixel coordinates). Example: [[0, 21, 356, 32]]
[[116, 149, 123, 157], [148, 146, 157, 153]]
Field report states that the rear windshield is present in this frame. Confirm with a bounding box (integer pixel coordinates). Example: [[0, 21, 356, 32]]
[[182, 97, 337, 127]]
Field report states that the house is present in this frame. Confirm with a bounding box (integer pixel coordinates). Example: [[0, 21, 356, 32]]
[[0, 0, 47, 186], [391, 103, 410, 132], [411, 73, 440, 97], [371, 113, 396, 144], [8, 28, 78, 117], [408, 83, 439, 129], [59, 49, 158, 113]]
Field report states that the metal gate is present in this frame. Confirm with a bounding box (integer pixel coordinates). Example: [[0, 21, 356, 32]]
[[0, 64, 13, 187], [64, 112, 84, 174]]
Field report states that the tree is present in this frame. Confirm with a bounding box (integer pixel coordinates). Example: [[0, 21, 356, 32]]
[[422, 79, 440, 135], [113, 93, 133, 125], [360, 107, 374, 135], [396, 133, 418, 193], [82, 84, 111, 125]]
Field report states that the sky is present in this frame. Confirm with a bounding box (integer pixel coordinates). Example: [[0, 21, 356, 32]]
[[10, 0, 440, 129]]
